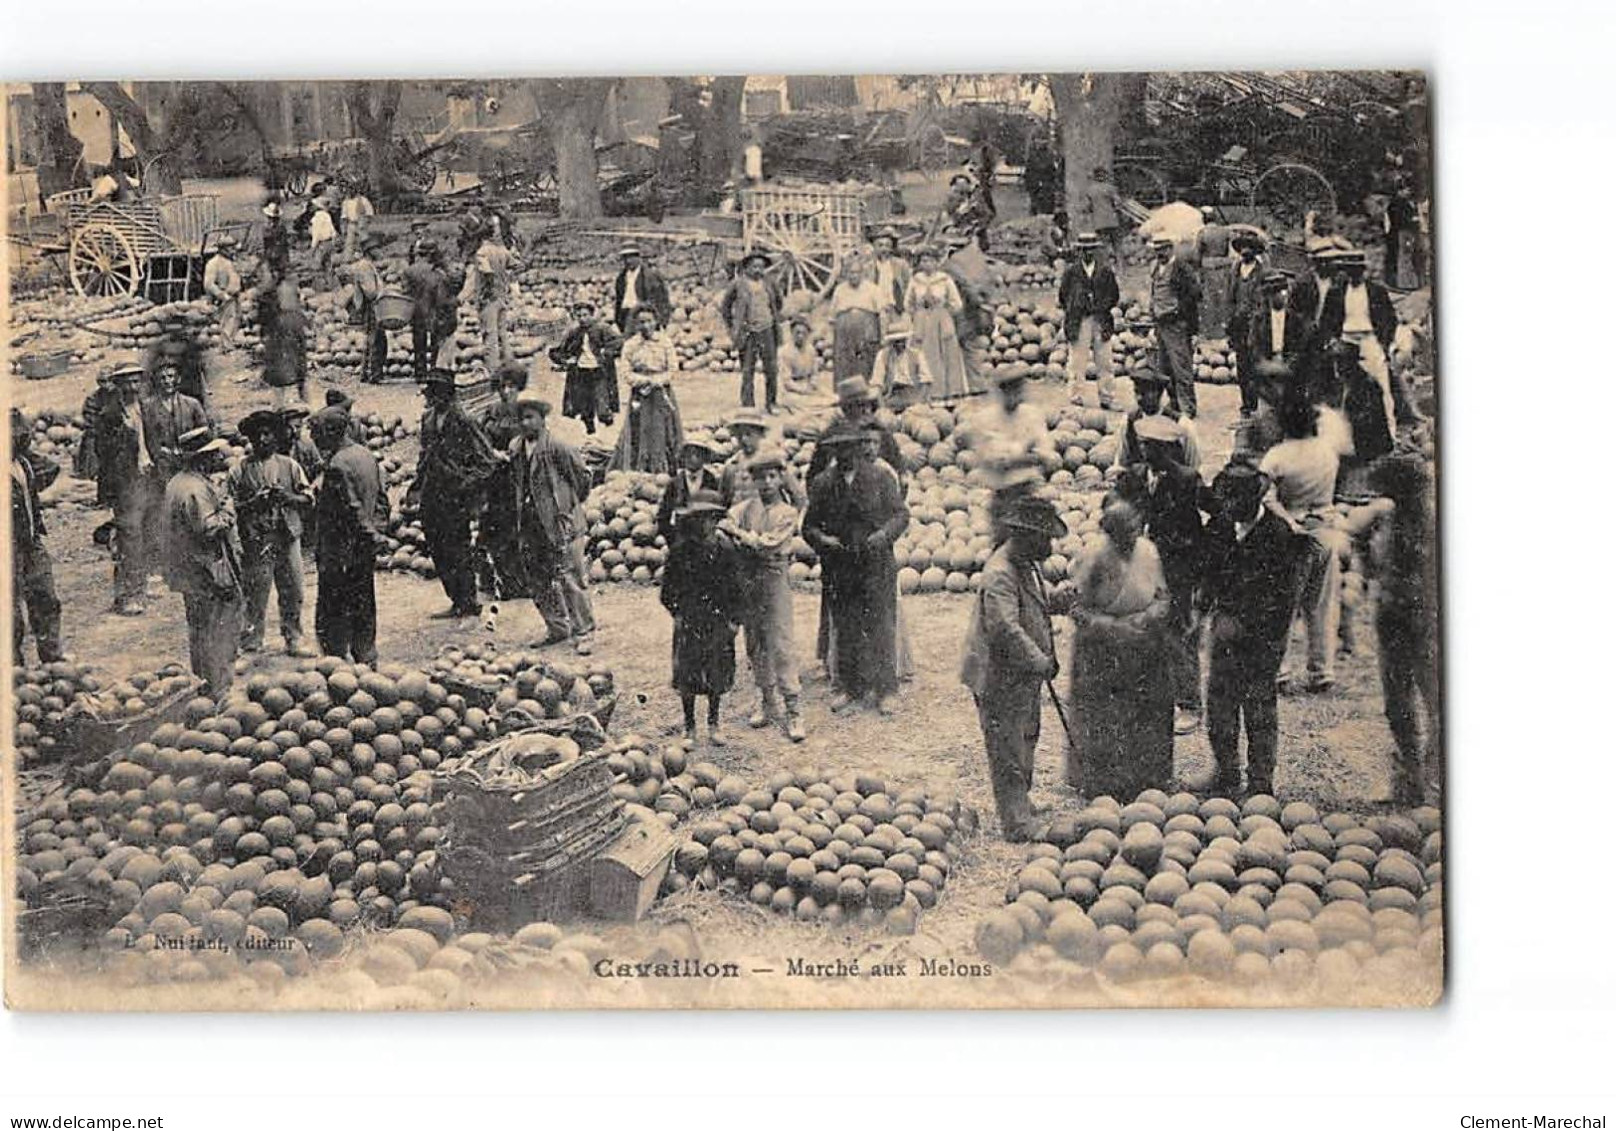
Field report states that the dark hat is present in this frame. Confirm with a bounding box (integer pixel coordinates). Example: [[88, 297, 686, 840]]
[[835, 377, 878, 406], [1335, 248, 1368, 266], [416, 238, 440, 257], [238, 409, 282, 440], [572, 298, 598, 314], [326, 388, 353, 409], [676, 489, 726, 520], [1260, 271, 1293, 292], [360, 231, 387, 251], [788, 314, 811, 330], [175, 426, 228, 460], [817, 422, 880, 449], [1211, 461, 1269, 511], [278, 405, 310, 422], [1232, 230, 1267, 251], [739, 249, 771, 268], [1002, 496, 1067, 538], [1130, 368, 1166, 388], [871, 229, 898, 247], [309, 406, 351, 439], [422, 368, 457, 391], [991, 368, 1030, 389]]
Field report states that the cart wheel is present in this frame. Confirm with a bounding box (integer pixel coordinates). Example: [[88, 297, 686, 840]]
[[767, 248, 840, 298], [1251, 163, 1337, 229], [1113, 162, 1169, 210], [69, 222, 140, 298]]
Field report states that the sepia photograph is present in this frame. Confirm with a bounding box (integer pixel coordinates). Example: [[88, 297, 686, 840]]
[[2, 69, 1444, 1011]]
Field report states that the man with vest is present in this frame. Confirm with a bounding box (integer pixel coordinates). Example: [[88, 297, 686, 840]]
[[507, 389, 596, 652], [163, 428, 243, 695], [12, 409, 63, 665], [612, 245, 672, 333], [228, 410, 315, 657], [1148, 234, 1203, 420]]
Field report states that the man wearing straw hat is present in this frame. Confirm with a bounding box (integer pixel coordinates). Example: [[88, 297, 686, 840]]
[[228, 410, 315, 658], [1057, 231, 1120, 404], [720, 250, 783, 413], [612, 245, 671, 333], [959, 494, 1068, 842], [94, 364, 159, 616], [163, 427, 244, 695], [508, 388, 597, 654], [202, 233, 243, 350], [871, 319, 931, 408]]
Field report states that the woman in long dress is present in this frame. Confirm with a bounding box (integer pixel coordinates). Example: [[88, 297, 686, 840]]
[[1064, 498, 1176, 799], [830, 257, 884, 381], [256, 266, 308, 407], [610, 308, 684, 474], [905, 247, 969, 401]]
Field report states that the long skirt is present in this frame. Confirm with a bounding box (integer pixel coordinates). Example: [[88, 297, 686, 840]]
[[912, 305, 969, 400], [1064, 619, 1175, 799], [672, 615, 736, 697], [610, 384, 683, 474], [833, 308, 881, 382]]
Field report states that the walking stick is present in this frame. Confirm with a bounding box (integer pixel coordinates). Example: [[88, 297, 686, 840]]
[[1044, 677, 1079, 750]]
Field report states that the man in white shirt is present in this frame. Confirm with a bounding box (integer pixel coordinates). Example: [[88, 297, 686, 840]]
[[1259, 397, 1352, 693], [341, 185, 375, 256], [309, 200, 338, 286], [459, 226, 514, 369]]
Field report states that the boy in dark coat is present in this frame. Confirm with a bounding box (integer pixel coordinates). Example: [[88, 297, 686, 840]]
[[1057, 231, 1120, 400], [802, 424, 910, 714], [1197, 463, 1305, 798], [660, 490, 745, 746]]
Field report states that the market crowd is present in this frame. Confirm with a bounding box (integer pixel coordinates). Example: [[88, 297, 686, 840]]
[[12, 172, 1435, 848]]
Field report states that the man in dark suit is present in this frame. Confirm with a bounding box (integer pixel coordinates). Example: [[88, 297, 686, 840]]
[[1121, 415, 1209, 733], [310, 407, 386, 665], [1226, 232, 1269, 417], [406, 369, 505, 619], [612, 245, 672, 333], [1057, 231, 1120, 403], [1197, 462, 1304, 798], [1148, 234, 1203, 419], [95, 365, 162, 615]]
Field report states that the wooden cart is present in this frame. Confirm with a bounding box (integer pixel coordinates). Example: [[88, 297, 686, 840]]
[[740, 181, 891, 297], [43, 188, 250, 303]]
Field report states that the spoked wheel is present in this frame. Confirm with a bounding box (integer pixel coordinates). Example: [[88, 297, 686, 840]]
[[750, 203, 844, 298], [1251, 162, 1337, 229], [69, 222, 140, 297], [765, 246, 841, 297]]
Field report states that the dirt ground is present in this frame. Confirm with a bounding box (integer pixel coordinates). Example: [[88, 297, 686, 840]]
[[9, 312, 1428, 976]]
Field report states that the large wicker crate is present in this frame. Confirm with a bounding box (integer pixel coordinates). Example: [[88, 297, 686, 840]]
[[65, 681, 200, 766]]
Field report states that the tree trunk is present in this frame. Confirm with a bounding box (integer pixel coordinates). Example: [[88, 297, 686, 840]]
[[700, 75, 748, 198], [1049, 72, 1126, 233], [345, 81, 405, 199], [83, 81, 183, 194], [215, 82, 278, 181], [30, 83, 83, 202], [531, 79, 614, 219]]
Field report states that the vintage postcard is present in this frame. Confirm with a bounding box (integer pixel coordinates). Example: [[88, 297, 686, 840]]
[[3, 71, 1440, 1010]]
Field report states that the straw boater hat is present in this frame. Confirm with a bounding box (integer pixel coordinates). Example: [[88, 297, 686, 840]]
[[175, 427, 228, 462], [1260, 271, 1293, 292], [1072, 231, 1103, 249], [1151, 234, 1176, 247], [107, 363, 145, 386], [817, 421, 880, 450], [676, 489, 726, 521], [681, 436, 722, 459], [835, 377, 878, 405], [728, 408, 769, 433], [883, 319, 913, 342], [214, 233, 239, 251], [1002, 496, 1067, 538], [619, 245, 641, 258], [238, 410, 282, 441]]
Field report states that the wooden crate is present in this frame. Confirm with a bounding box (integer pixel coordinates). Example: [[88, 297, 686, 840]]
[[65, 682, 199, 766], [589, 820, 677, 922]]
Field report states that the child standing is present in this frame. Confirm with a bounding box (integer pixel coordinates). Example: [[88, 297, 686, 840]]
[[722, 449, 805, 742], [660, 490, 744, 746]]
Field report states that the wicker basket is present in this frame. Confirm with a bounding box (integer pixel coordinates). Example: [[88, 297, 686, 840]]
[[373, 292, 415, 330]]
